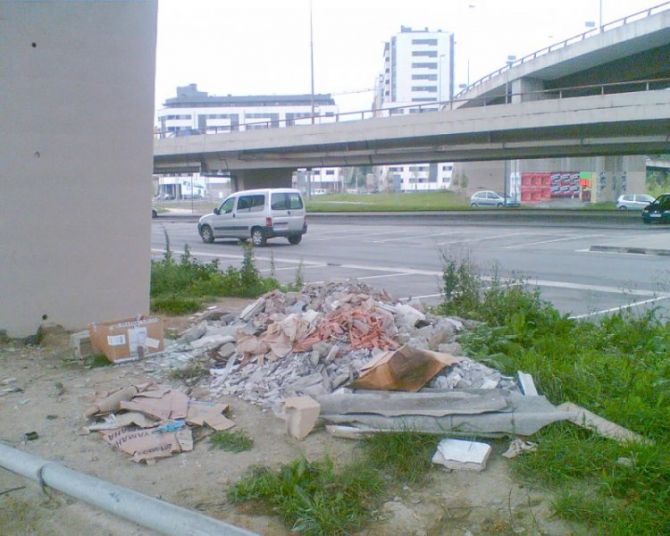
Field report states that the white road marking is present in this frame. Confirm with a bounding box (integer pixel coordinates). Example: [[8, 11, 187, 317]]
[[435, 231, 539, 247], [372, 230, 452, 244], [399, 292, 443, 301], [569, 295, 670, 319], [504, 234, 605, 249], [356, 272, 417, 281], [152, 248, 667, 298], [310, 229, 416, 241], [259, 265, 323, 274]]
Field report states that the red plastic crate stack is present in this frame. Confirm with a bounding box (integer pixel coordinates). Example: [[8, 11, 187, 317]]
[[520, 172, 551, 203]]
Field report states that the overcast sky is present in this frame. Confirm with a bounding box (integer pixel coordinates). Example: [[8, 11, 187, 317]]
[[155, 0, 660, 113]]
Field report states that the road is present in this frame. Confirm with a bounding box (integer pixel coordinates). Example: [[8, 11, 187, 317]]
[[152, 218, 670, 319]]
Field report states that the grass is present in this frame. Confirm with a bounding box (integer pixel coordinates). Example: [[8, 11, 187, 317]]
[[151, 241, 279, 314], [305, 191, 468, 212], [84, 353, 113, 368], [439, 256, 670, 534], [210, 430, 254, 452], [228, 431, 438, 534], [362, 431, 438, 484], [169, 364, 209, 382], [228, 457, 384, 536]]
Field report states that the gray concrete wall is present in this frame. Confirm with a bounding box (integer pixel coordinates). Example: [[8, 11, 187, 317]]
[[0, 1, 158, 337], [230, 168, 295, 191]]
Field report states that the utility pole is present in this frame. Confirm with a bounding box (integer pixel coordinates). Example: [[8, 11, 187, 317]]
[[309, 0, 315, 125]]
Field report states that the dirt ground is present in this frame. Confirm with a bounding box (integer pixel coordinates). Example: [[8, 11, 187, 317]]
[[0, 298, 585, 536]]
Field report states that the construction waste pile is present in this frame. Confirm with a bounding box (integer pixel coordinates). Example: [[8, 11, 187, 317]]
[[144, 282, 518, 408], [86, 282, 642, 465]]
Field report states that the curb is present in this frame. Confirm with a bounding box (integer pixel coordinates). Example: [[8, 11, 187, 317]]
[[589, 245, 670, 256], [156, 210, 646, 229]]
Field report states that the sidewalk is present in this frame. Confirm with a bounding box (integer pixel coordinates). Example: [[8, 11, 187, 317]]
[[589, 229, 670, 256]]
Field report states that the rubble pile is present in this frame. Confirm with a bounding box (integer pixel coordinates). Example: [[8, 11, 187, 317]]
[[145, 282, 518, 407]]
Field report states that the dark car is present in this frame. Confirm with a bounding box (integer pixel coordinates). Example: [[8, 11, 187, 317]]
[[642, 193, 670, 224]]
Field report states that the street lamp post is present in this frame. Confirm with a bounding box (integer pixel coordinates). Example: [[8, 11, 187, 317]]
[[503, 55, 516, 206]]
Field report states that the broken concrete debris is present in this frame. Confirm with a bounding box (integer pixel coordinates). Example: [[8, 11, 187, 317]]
[[84, 383, 235, 463], [432, 438, 492, 472], [143, 282, 497, 408], [129, 281, 641, 452], [282, 396, 321, 440]]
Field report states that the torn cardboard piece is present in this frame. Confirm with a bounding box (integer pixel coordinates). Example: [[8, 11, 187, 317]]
[[350, 345, 460, 391], [283, 396, 320, 440], [84, 412, 158, 432], [119, 388, 189, 421], [432, 438, 492, 471], [84, 385, 145, 418], [102, 426, 193, 463], [186, 401, 235, 431], [89, 316, 164, 363]]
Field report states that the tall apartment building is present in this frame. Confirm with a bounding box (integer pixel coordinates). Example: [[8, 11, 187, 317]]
[[374, 27, 455, 191], [155, 84, 343, 198]]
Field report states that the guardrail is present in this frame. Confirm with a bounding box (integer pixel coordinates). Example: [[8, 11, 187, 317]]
[[454, 0, 670, 98], [154, 77, 670, 139]]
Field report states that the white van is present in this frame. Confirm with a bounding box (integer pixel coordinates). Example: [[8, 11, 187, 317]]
[[197, 188, 307, 246]]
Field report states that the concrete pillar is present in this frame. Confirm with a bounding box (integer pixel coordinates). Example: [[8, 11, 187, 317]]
[[0, 1, 157, 337], [230, 168, 295, 191], [511, 77, 546, 103]]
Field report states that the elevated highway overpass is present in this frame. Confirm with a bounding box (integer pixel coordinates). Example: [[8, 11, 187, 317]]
[[154, 89, 670, 188], [154, 3, 670, 190]]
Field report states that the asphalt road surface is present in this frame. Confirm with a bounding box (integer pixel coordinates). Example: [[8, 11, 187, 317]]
[[152, 219, 670, 319]]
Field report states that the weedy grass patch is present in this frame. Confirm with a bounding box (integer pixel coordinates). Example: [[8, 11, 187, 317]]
[[440, 255, 670, 534], [362, 431, 438, 484], [229, 457, 384, 536], [150, 240, 279, 314], [210, 430, 254, 452]]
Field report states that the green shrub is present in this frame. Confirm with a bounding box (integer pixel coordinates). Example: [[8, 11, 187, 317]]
[[150, 242, 280, 314]]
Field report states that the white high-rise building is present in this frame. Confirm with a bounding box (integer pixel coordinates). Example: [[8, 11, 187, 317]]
[[374, 26, 455, 192]]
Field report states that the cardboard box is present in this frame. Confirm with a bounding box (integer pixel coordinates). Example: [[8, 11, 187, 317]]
[[88, 316, 164, 363]]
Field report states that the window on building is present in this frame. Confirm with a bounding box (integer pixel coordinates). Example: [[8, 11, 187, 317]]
[[325, 170, 335, 175], [411, 62, 438, 69], [412, 38, 438, 46], [411, 50, 438, 57], [408, 166, 428, 172], [165, 114, 191, 120], [388, 166, 404, 172], [412, 74, 438, 81], [412, 86, 438, 92], [411, 98, 435, 102]]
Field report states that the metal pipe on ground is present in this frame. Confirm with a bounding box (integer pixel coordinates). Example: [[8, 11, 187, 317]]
[[0, 442, 257, 536]]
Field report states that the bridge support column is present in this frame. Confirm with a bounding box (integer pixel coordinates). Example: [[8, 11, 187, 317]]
[[1, 1, 157, 337], [230, 168, 295, 191], [511, 77, 546, 103]]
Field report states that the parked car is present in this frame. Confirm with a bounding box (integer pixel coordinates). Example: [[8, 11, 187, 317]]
[[470, 190, 519, 207], [642, 193, 670, 224], [616, 194, 655, 210], [198, 188, 307, 246]]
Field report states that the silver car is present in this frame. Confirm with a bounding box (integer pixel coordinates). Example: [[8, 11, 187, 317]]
[[470, 190, 519, 207], [198, 188, 307, 246], [616, 194, 655, 210]]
